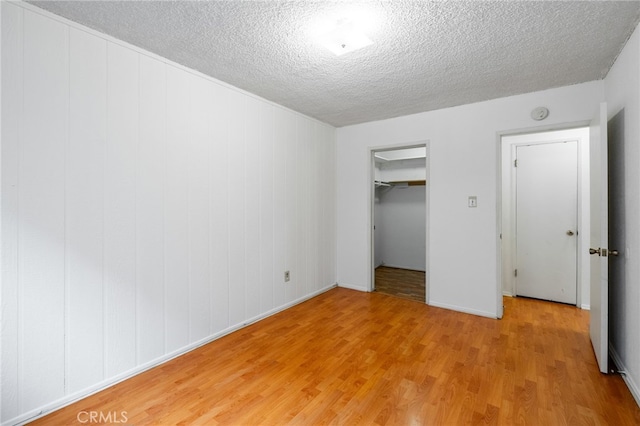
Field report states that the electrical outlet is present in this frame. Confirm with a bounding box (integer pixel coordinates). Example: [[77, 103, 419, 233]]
[[284, 271, 290, 282]]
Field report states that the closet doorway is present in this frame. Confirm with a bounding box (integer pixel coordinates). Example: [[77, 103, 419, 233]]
[[371, 145, 428, 303]]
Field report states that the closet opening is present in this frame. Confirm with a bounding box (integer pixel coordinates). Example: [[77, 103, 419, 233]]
[[370, 144, 429, 303]]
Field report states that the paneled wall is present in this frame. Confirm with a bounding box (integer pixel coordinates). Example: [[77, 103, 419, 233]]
[[1, 3, 336, 424]]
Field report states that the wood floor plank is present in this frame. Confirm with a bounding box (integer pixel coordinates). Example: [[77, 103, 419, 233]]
[[374, 266, 425, 302], [31, 288, 640, 425]]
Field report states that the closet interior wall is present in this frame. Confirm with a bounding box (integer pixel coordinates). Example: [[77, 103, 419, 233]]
[[374, 157, 427, 272]]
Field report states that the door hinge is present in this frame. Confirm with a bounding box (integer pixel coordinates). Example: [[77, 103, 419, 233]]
[[514, 159, 518, 167], [514, 269, 518, 277]]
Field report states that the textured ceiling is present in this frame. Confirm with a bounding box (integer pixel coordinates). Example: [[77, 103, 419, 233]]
[[28, 1, 640, 127]]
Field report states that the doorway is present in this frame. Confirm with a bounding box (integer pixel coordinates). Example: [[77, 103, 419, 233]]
[[370, 144, 428, 303], [501, 127, 590, 308]]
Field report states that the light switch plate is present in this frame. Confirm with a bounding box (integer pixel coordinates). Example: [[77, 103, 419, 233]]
[[468, 196, 477, 208]]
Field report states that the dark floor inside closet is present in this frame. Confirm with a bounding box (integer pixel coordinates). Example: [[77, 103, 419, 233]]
[[375, 266, 425, 302]]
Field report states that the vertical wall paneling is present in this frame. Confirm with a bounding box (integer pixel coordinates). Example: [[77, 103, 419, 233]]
[[259, 103, 275, 313], [1, 3, 337, 423], [302, 118, 312, 296], [326, 126, 334, 286], [295, 117, 307, 299], [20, 10, 68, 411], [1, 2, 23, 420], [333, 128, 338, 278], [329, 126, 337, 282], [105, 42, 138, 376], [312, 121, 319, 291], [298, 118, 308, 297], [321, 125, 330, 287], [291, 116, 300, 299], [316, 125, 325, 292], [315, 124, 324, 293], [312, 122, 321, 292], [285, 111, 297, 303], [187, 73, 211, 342], [209, 83, 230, 333], [227, 91, 247, 325], [272, 108, 287, 308], [318, 124, 327, 291], [291, 112, 301, 300], [67, 27, 107, 393], [297, 118, 306, 297], [306, 119, 316, 294], [137, 54, 166, 364], [306, 120, 314, 292], [245, 97, 261, 319], [330, 127, 337, 283], [324, 125, 335, 286], [165, 65, 190, 352]]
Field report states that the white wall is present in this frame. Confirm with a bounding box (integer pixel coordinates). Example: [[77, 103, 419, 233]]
[[377, 158, 426, 182], [501, 128, 590, 311], [337, 81, 604, 318], [603, 23, 640, 405], [377, 185, 426, 271], [1, 3, 336, 424]]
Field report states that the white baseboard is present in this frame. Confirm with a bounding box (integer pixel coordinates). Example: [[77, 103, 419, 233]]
[[7, 284, 338, 426], [609, 344, 640, 408], [429, 300, 497, 319], [337, 282, 369, 292], [377, 263, 426, 272], [501, 293, 588, 310]]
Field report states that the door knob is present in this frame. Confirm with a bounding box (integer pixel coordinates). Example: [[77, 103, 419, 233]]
[[566, 230, 575, 236], [589, 248, 601, 255], [610, 249, 619, 257]]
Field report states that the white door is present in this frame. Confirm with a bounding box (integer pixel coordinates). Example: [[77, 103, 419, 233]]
[[589, 102, 609, 373], [515, 141, 578, 304]]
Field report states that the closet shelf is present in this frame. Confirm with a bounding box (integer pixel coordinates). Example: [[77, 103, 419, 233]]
[[376, 180, 426, 187], [389, 180, 426, 186]]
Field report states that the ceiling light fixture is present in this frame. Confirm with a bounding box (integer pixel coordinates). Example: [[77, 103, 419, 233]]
[[317, 19, 373, 56]]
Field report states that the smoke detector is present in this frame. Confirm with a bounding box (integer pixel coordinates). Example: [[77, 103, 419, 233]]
[[531, 107, 549, 121]]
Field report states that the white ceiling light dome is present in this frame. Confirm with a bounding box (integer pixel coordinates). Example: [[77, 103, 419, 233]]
[[307, 5, 382, 56], [316, 19, 373, 56]]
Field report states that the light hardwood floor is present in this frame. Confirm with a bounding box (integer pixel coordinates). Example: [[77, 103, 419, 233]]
[[32, 288, 640, 425]]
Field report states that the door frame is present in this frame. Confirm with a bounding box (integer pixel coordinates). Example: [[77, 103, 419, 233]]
[[368, 141, 430, 303], [497, 123, 591, 314]]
